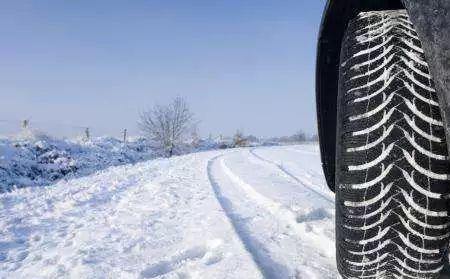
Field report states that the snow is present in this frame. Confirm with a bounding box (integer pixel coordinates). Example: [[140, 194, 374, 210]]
[[0, 145, 339, 278]]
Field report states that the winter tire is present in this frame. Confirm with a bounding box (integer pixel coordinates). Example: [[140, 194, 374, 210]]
[[336, 10, 450, 279]]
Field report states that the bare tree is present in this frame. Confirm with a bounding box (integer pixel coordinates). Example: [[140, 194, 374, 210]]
[[139, 97, 195, 157], [292, 130, 306, 142], [233, 130, 248, 147]]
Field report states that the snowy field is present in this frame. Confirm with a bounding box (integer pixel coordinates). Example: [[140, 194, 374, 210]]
[[2, 144, 448, 278]]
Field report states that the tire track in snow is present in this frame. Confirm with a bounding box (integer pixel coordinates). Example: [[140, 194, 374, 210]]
[[208, 154, 336, 278], [207, 155, 280, 279], [218, 156, 333, 234], [219, 157, 301, 226], [249, 148, 334, 204]]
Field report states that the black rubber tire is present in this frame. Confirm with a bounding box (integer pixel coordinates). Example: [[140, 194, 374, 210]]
[[336, 10, 450, 279]]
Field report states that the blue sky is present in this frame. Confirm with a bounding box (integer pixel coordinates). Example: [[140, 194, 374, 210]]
[[0, 0, 326, 138]]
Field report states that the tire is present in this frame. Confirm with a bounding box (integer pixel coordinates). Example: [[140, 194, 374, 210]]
[[336, 10, 450, 279]]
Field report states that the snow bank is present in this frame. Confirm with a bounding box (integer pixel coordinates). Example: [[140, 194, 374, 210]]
[[0, 133, 155, 192]]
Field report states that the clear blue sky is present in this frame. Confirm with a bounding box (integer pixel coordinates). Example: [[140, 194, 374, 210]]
[[0, 0, 326, 138]]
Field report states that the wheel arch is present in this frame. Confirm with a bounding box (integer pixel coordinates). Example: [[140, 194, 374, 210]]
[[316, 0, 450, 192]]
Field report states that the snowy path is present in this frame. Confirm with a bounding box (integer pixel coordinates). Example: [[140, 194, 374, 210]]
[[0, 145, 342, 278]]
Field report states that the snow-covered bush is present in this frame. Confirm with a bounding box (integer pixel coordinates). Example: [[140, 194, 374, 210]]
[[0, 132, 155, 192]]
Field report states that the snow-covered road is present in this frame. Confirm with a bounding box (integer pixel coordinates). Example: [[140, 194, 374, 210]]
[[0, 145, 338, 278]]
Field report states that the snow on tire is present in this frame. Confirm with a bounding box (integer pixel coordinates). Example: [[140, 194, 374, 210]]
[[336, 10, 450, 279]]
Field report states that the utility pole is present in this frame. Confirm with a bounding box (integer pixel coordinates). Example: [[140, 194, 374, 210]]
[[22, 119, 29, 129], [123, 129, 127, 143], [85, 128, 90, 141]]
